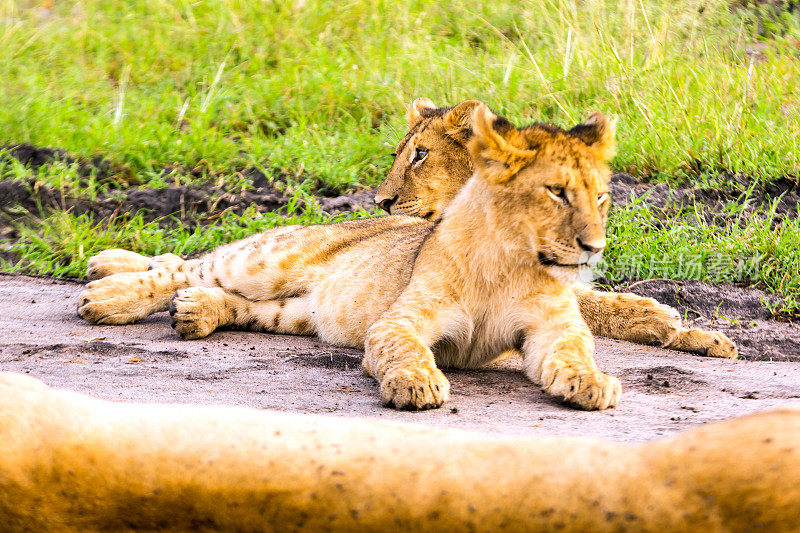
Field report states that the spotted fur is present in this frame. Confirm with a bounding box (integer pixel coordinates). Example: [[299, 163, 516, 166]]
[[79, 104, 736, 410]]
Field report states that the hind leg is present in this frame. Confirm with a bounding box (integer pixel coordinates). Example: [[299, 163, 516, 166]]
[[77, 246, 293, 327], [78, 226, 319, 326], [574, 286, 738, 358], [86, 249, 184, 280], [78, 265, 196, 324], [78, 254, 205, 324], [169, 287, 315, 340]]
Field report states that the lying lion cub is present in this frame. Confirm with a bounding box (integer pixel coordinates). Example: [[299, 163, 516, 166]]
[[79, 105, 728, 410], [3, 372, 799, 532], [88, 99, 737, 361]]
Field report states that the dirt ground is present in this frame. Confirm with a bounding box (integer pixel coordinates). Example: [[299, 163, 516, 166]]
[[608, 279, 800, 362], [1, 274, 797, 442]]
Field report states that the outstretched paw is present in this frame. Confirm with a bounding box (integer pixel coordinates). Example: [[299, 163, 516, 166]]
[[86, 249, 151, 280], [78, 272, 161, 324], [670, 328, 738, 359], [169, 287, 226, 340], [705, 331, 738, 358], [541, 360, 621, 410], [380, 365, 450, 410]]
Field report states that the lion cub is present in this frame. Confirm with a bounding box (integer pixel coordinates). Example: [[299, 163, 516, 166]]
[[79, 105, 625, 410]]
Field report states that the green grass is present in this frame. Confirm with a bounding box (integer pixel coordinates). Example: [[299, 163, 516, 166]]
[[1, 0, 800, 314], [0, 197, 370, 278], [2, 0, 800, 188], [601, 197, 800, 316]]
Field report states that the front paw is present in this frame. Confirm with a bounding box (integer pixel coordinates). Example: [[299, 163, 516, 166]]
[[541, 361, 621, 410], [380, 366, 450, 410]]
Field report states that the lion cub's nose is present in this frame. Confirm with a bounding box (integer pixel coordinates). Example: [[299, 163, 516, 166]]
[[576, 238, 605, 255], [377, 195, 398, 214]]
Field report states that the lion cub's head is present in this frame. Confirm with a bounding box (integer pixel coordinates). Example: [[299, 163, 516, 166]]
[[375, 98, 483, 220], [466, 103, 614, 272]]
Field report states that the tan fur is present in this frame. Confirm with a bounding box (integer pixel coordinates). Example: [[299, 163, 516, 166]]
[[2, 372, 799, 532], [78, 104, 735, 410], [374, 99, 736, 359], [374, 99, 479, 219], [87, 101, 735, 360]]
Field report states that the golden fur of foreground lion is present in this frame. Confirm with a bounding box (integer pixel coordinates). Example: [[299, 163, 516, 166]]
[[1, 372, 798, 532], [78, 104, 734, 411]]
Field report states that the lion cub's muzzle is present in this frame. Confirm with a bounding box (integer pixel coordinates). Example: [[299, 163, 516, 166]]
[[538, 251, 604, 269], [576, 237, 605, 255], [376, 194, 398, 214], [538, 236, 605, 268]]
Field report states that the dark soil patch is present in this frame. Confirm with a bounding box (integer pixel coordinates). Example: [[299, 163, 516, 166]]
[[1, 143, 124, 183], [317, 190, 376, 215], [693, 317, 800, 362], [603, 279, 800, 361], [2, 341, 186, 362], [0, 249, 21, 266], [0, 143, 376, 229], [611, 279, 783, 321], [610, 172, 799, 222], [0, 178, 375, 228]]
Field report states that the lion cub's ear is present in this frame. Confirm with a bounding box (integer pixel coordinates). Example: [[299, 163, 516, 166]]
[[407, 97, 437, 127], [443, 99, 483, 144], [468, 103, 526, 183], [568, 112, 617, 162]]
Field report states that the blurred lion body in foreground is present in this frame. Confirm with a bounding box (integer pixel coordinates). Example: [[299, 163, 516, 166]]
[[1, 372, 798, 532]]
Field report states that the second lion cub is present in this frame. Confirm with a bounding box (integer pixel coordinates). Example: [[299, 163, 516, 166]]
[[81, 105, 690, 410]]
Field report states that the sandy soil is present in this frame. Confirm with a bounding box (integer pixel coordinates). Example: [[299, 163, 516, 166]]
[[1, 274, 797, 442]]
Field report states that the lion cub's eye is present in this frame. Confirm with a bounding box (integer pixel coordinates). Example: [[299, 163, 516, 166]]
[[546, 186, 568, 204], [412, 148, 429, 164], [597, 193, 609, 205]]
